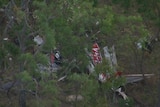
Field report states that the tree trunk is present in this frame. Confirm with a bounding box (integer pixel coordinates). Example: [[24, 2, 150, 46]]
[[19, 90, 26, 107], [156, 71, 160, 107]]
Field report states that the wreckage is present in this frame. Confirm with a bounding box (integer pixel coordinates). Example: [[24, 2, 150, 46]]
[[34, 36, 154, 101], [33, 35, 63, 73], [85, 42, 154, 100]]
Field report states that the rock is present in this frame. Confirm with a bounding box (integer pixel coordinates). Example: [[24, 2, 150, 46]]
[[66, 94, 83, 102]]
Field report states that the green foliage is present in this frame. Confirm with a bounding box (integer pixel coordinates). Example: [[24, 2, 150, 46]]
[[0, 40, 20, 70], [40, 80, 58, 94], [19, 53, 37, 70], [36, 73, 60, 107], [68, 73, 102, 107], [4, 42, 20, 56], [1, 0, 159, 107], [115, 14, 150, 52], [0, 48, 6, 60], [118, 98, 135, 107], [67, 60, 126, 107], [18, 71, 33, 83], [15, 9, 25, 23], [42, 29, 56, 51], [34, 53, 48, 65], [94, 60, 126, 90], [33, 1, 56, 52], [100, 7, 115, 34], [112, 0, 131, 9], [94, 59, 112, 75], [0, 0, 9, 7], [112, 0, 160, 27]]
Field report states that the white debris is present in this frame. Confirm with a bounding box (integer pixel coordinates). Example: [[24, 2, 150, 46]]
[[3, 38, 9, 41], [111, 45, 117, 67], [55, 51, 60, 59], [115, 87, 128, 100], [136, 42, 142, 49], [34, 35, 44, 45], [9, 57, 12, 61], [103, 46, 112, 64], [87, 61, 95, 73], [58, 75, 67, 82], [103, 45, 117, 72], [96, 21, 99, 25], [85, 33, 89, 37], [98, 73, 106, 83]]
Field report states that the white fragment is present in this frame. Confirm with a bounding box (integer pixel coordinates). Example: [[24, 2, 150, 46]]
[[96, 21, 99, 25], [34, 35, 43, 45], [3, 38, 9, 41]]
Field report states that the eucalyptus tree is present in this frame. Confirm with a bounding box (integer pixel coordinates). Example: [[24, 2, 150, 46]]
[[0, 1, 59, 107]]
